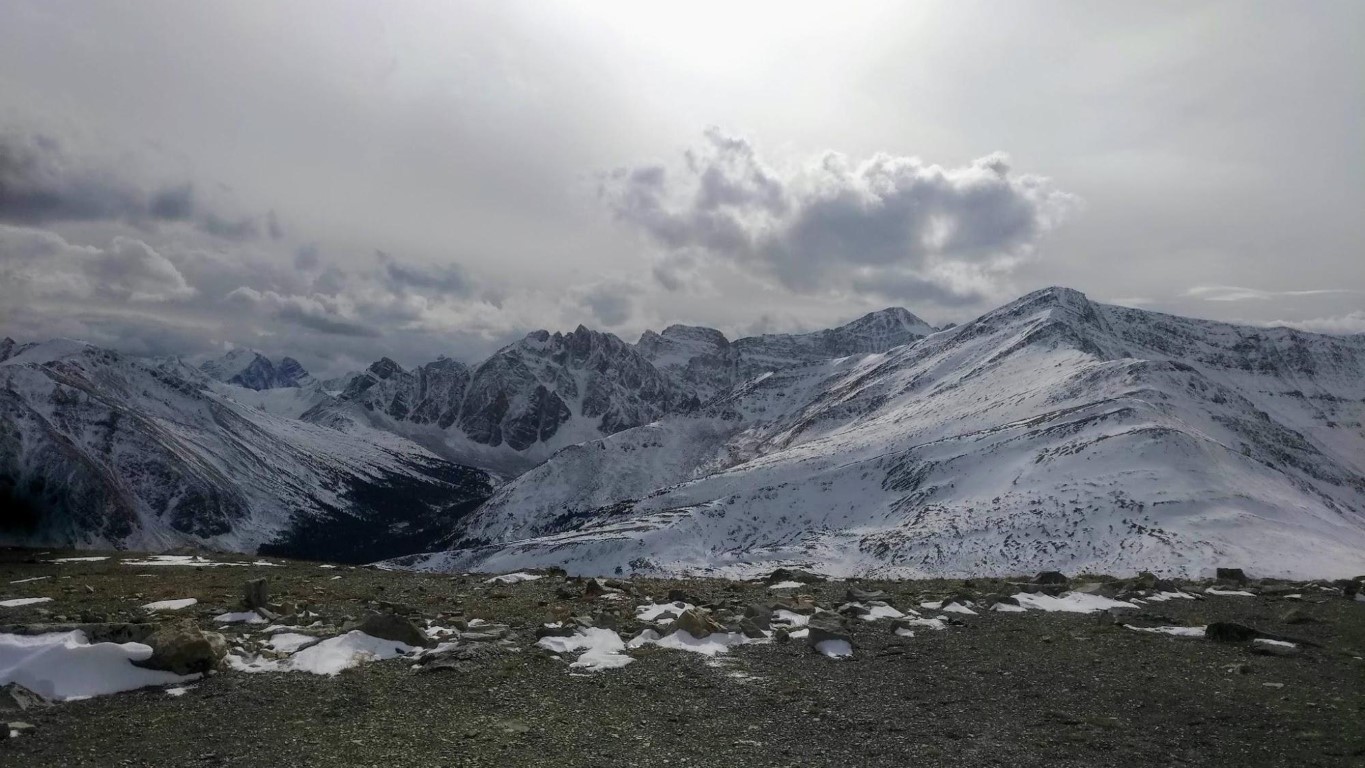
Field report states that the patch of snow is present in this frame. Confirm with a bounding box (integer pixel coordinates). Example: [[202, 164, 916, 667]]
[[767, 581, 805, 590], [214, 611, 267, 624], [896, 617, 948, 631], [164, 685, 195, 696], [229, 631, 413, 676], [0, 630, 196, 701], [1, 597, 52, 608], [1124, 625, 1206, 638], [939, 602, 978, 615], [122, 555, 246, 567], [815, 639, 853, 658], [9, 577, 51, 584], [840, 602, 906, 621], [635, 601, 692, 622], [483, 572, 543, 584], [1253, 638, 1297, 649], [629, 629, 756, 657], [771, 609, 811, 627], [142, 598, 198, 611], [1011, 592, 1138, 613], [536, 628, 633, 672], [266, 632, 321, 654], [990, 602, 1027, 613], [48, 556, 108, 563], [894, 628, 915, 638], [1144, 591, 1198, 602], [1205, 587, 1256, 597]]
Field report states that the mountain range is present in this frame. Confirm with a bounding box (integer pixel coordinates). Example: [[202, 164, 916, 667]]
[[3, 289, 1363, 577]]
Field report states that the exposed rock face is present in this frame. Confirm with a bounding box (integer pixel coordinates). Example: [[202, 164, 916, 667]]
[[201, 348, 314, 390], [399, 287, 1365, 580], [137, 620, 225, 675], [0, 341, 494, 562]]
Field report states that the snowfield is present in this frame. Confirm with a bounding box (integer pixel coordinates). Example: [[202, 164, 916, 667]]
[[387, 288, 1365, 580]]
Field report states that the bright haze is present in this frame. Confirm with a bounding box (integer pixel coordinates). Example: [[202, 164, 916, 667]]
[[1, 1, 1361, 376]]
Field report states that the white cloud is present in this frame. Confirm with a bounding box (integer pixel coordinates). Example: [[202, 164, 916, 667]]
[[1185, 285, 1361, 302], [602, 128, 1079, 305]]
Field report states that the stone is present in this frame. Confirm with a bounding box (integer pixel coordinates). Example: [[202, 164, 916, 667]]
[[0, 683, 50, 712], [739, 618, 768, 639], [1205, 622, 1259, 643], [806, 624, 852, 652], [667, 588, 696, 603], [137, 620, 225, 675], [243, 578, 269, 610], [671, 608, 724, 639], [764, 568, 825, 585], [1251, 640, 1301, 658], [846, 587, 888, 603], [838, 603, 872, 618], [356, 612, 430, 647], [1215, 568, 1249, 585], [1033, 571, 1069, 585], [1280, 608, 1317, 625], [741, 605, 771, 630]]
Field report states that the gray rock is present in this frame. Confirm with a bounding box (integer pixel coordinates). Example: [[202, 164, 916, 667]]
[[671, 608, 724, 639], [243, 578, 269, 610], [1205, 621, 1259, 643], [136, 620, 225, 675], [1215, 568, 1248, 585], [806, 624, 852, 653], [846, 587, 888, 602], [764, 568, 826, 585], [1033, 571, 1069, 585], [356, 612, 431, 647], [739, 618, 768, 639], [0, 683, 50, 712]]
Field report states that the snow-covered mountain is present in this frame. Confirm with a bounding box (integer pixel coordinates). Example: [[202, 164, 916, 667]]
[[200, 348, 315, 390], [0, 339, 494, 562], [390, 288, 1365, 580], [305, 308, 935, 475]]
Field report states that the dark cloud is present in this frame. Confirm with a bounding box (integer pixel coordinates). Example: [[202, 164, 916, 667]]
[[266, 209, 284, 240], [579, 282, 634, 326], [603, 129, 1078, 305], [0, 130, 268, 240], [377, 251, 473, 297], [294, 244, 321, 270], [0, 225, 195, 303], [225, 286, 380, 338]]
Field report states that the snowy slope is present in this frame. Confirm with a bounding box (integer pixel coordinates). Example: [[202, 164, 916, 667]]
[[0, 341, 493, 562], [391, 288, 1365, 580]]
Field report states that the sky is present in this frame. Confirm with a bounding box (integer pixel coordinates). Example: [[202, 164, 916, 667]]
[[1, 1, 1361, 376]]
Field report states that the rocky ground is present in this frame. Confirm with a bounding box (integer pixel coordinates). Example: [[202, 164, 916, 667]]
[[1, 548, 1362, 768]]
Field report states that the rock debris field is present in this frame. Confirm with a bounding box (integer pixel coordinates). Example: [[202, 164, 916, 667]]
[[0, 550, 1362, 767]]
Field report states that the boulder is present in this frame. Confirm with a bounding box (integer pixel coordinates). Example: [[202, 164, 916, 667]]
[[764, 568, 825, 585], [741, 605, 771, 630], [1205, 622, 1259, 643], [243, 578, 269, 610], [0, 683, 50, 712], [806, 624, 852, 653], [356, 612, 430, 647], [1215, 568, 1249, 585], [137, 620, 225, 675], [846, 587, 888, 603], [1033, 571, 1069, 585], [739, 618, 768, 639], [671, 608, 724, 639]]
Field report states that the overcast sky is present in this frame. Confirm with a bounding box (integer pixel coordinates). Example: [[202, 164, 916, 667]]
[[1, 1, 1361, 375]]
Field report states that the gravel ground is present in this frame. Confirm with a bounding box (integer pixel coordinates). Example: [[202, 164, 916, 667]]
[[1, 548, 1362, 768]]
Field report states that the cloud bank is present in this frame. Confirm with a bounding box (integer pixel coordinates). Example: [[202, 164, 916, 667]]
[[603, 128, 1079, 305]]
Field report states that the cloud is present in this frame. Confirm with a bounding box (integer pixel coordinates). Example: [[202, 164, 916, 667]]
[[0, 129, 267, 240], [1184, 285, 1362, 302], [376, 251, 473, 297], [602, 127, 1078, 305], [0, 225, 195, 303], [577, 281, 635, 326], [225, 286, 380, 337], [1266, 311, 1365, 335]]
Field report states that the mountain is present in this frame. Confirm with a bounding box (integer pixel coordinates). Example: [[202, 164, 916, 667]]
[[200, 348, 315, 390], [390, 288, 1365, 580], [305, 308, 935, 474], [0, 340, 494, 563]]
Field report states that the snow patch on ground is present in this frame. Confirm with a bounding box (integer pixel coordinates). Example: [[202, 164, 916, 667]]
[[0, 631, 196, 701], [142, 598, 198, 611], [48, 556, 109, 563], [1125, 625, 1206, 638], [635, 601, 693, 622], [1011, 592, 1138, 613], [767, 581, 805, 590], [1, 597, 53, 608], [228, 631, 413, 676], [214, 611, 267, 624], [266, 632, 322, 654], [629, 629, 758, 657], [815, 639, 853, 658], [1205, 587, 1256, 597], [536, 628, 633, 672], [484, 572, 543, 584]]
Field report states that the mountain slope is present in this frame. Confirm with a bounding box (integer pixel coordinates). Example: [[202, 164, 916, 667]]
[[0, 340, 494, 562], [392, 288, 1365, 579]]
